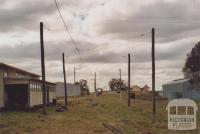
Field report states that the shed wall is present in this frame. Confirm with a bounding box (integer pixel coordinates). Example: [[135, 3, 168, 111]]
[[163, 80, 200, 100], [29, 90, 55, 107], [29, 83, 56, 107], [30, 90, 43, 107]]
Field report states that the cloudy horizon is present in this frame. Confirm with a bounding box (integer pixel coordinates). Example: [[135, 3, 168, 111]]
[[1, 0, 200, 91]]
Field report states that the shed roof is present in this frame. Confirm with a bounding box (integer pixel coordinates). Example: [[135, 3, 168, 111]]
[[132, 85, 141, 88], [143, 84, 150, 88], [0, 62, 40, 77], [163, 78, 189, 86], [4, 78, 56, 85]]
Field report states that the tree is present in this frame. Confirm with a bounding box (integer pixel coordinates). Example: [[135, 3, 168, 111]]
[[109, 78, 127, 91], [183, 42, 200, 84], [75, 79, 90, 95]]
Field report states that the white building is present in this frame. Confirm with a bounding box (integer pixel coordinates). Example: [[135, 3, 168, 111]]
[[55, 82, 81, 97]]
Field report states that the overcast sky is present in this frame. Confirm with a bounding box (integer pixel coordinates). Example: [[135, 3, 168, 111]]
[[0, 0, 200, 91]]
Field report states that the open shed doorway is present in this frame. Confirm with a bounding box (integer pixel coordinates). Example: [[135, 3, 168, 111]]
[[5, 84, 28, 110]]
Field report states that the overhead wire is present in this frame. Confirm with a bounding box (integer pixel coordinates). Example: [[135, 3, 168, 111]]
[[54, 0, 95, 85], [54, 0, 83, 63], [79, 31, 151, 58], [54, 0, 100, 79], [52, 0, 163, 89]]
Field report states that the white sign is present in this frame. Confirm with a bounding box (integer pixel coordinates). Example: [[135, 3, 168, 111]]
[[166, 98, 198, 130]]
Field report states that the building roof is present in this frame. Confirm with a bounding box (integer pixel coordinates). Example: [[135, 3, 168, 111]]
[[55, 82, 78, 85], [163, 78, 189, 86], [5, 77, 56, 85], [142, 84, 150, 88], [31, 78, 56, 85], [132, 85, 141, 88], [0, 62, 40, 77]]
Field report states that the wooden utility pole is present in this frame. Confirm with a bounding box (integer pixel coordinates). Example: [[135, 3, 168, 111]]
[[62, 53, 68, 108], [119, 68, 122, 100], [119, 68, 121, 81], [94, 72, 96, 93], [152, 28, 156, 121], [74, 67, 76, 83], [128, 53, 131, 107], [40, 22, 47, 114]]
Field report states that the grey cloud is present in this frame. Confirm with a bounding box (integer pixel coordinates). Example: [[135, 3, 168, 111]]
[[0, 0, 6, 5], [81, 39, 195, 63], [0, 0, 67, 32], [0, 40, 98, 62], [97, 0, 200, 43], [0, 37, 195, 64]]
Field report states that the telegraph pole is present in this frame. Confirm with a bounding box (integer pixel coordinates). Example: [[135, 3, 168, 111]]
[[128, 53, 131, 107], [119, 68, 121, 82], [119, 68, 122, 90], [119, 68, 122, 99], [152, 28, 156, 121], [74, 67, 76, 83], [94, 72, 96, 93], [40, 22, 47, 114], [62, 53, 68, 108]]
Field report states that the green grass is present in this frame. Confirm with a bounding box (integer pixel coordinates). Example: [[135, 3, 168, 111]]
[[0, 94, 200, 134]]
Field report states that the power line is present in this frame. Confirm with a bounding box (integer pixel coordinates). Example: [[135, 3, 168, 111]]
[[53, 1, 153, 89], [80, 32, 151, 54], [54, 0, 97, 84], [54, 0, 95, 88], [54, 0, 83, 63]]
